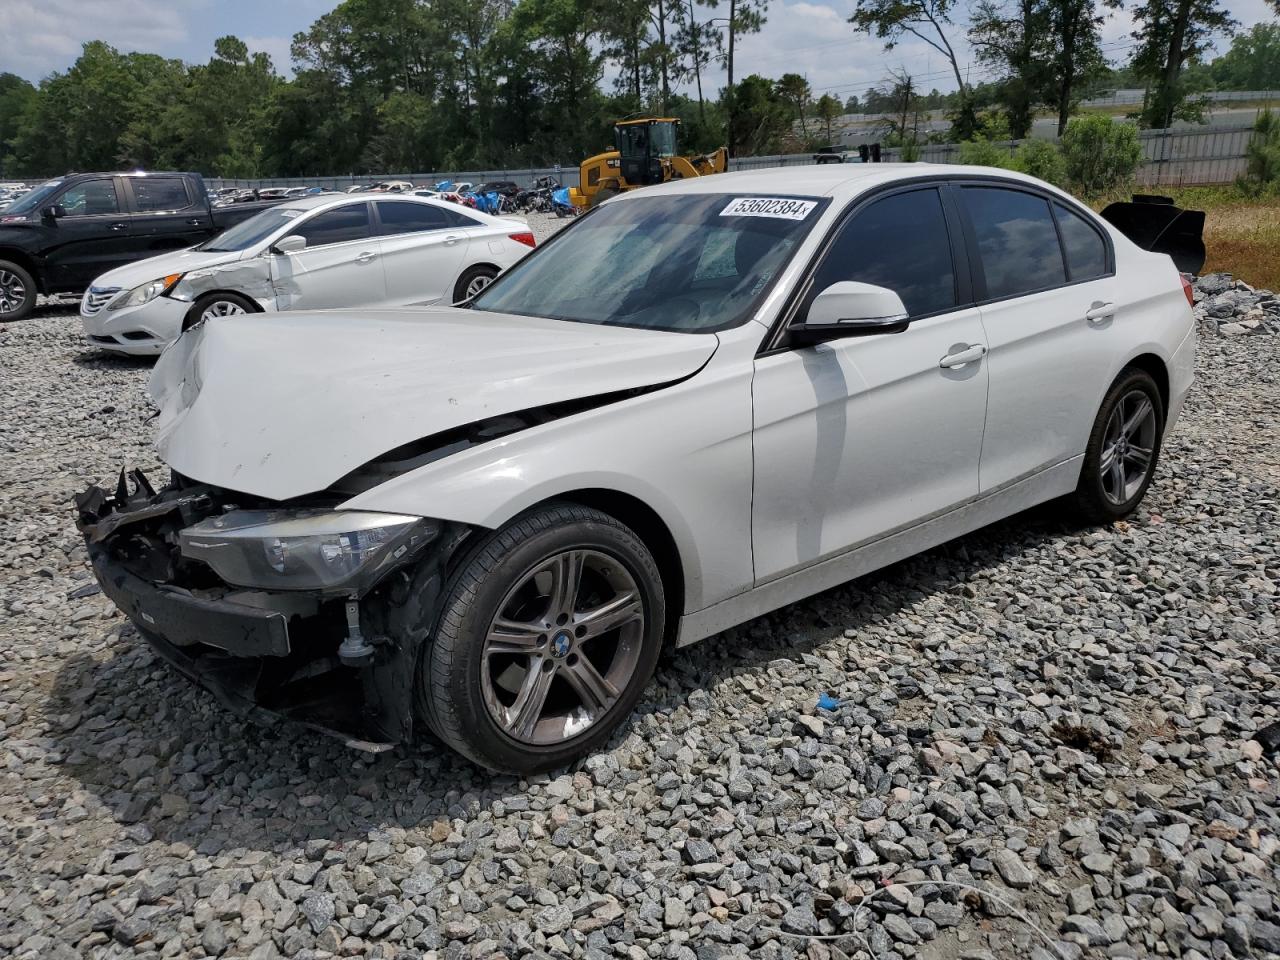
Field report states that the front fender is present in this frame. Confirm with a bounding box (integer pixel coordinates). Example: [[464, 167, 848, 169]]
[[341, 362, 755, 614]]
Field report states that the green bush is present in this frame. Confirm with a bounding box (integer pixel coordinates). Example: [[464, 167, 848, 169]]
[[956, 138, 1010, 168], [1061, 114, 1142, 195], [899, 139, 921, 162], [1245, 109, 1280, 185], [1013, 138, 1065, 186]]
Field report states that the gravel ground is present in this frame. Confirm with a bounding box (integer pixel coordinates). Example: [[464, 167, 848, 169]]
[[1, 260, 1277, 960]]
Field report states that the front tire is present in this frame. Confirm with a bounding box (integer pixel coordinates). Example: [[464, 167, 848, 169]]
[[1067, 367, 1164, 524], [182, 291, 255, 331], [417, 504, 665, 773], [0, 260, 37, 322]]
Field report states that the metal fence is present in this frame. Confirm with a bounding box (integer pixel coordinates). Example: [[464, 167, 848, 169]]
[[207, 123, 1260, 193]]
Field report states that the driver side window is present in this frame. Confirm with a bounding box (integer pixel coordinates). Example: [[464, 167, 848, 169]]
[[805, 187, 957, 320], [59, 180, 121, 218]]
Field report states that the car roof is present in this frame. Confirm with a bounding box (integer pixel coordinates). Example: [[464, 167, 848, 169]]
[[272, 191, 499, 220], [628, 163, 1055, 202]]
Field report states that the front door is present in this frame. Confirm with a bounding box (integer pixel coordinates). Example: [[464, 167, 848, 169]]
[[43, 177, 134, 291], [751, 185, 989, 581], [270, 201, 386, 310]]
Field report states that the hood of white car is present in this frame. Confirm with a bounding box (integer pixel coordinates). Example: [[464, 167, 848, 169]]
[[149, 307, 718, 501], [92, 247, 243, 291]]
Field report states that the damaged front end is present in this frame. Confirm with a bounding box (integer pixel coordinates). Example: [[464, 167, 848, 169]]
[[75, 468, 469, 752]]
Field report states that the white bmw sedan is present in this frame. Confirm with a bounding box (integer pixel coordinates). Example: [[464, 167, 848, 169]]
[[79, 193, 535, 355], [76, 165, 1195, 772]]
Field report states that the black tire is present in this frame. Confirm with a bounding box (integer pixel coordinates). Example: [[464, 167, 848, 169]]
[[417, 503, 666, 773], [452, 264, 498, 304], [182, 291, 257, 331], [0, 259, 38, 322], [1066, 367, 1165, 525]]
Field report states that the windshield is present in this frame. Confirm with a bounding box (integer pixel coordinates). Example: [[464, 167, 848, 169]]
[[199, 206, 306, 252], [4, 179, 64, 216], [470, 193, 827, 333]]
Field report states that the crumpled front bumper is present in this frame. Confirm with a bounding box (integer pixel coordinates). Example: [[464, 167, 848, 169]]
[[74, 469, 460, 753]]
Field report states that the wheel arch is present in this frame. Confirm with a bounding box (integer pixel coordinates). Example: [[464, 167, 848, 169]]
[[544, 488, 686, 646], [0, 248, 42, 293], [181, 289, 265, 330], [1121, 352, 1170, 417]]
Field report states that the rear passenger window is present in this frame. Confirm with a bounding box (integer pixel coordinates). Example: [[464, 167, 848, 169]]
[[806, 188, 956, 319], [1054, 202, 1108, 281], [375, 200, 450, 234], [962, 187, 1065, 299], [294, 204, 372, 246], [133, 177, 191, 212]]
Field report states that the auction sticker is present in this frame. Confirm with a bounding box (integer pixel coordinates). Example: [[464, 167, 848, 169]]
[[720, 197, 817, 220]]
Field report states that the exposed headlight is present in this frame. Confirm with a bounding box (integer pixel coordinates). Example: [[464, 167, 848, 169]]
[[178, 510, 438, 593], [109, 274, 183, 310]]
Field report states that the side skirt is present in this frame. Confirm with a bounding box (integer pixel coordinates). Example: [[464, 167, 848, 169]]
[[675, 455, 1083, 647]]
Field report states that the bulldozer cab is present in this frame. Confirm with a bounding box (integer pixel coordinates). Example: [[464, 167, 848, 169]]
[[614, 119, 679, 187]]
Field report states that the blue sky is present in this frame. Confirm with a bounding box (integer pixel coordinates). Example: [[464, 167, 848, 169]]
[[5, 0, 1276, 99]]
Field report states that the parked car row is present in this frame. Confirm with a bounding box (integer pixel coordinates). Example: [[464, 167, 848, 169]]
[[72, 165, 1198, 774], [0, 171, 283, 321], [79, 193, 535, 354]]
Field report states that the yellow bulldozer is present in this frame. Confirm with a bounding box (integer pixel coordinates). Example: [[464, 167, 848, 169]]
[[568, 117, 728, 211]]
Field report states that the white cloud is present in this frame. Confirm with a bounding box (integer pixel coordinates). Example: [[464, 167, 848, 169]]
[[243, 35, 296, 76], [3, 0, 200, 80]]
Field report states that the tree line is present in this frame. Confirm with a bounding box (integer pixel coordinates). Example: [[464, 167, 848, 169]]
[[0, 0, 1276, 179]]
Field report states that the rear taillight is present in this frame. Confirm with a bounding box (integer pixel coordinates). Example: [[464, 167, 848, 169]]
[[509, 232, 536, 248], [1180, 273, 1195, 307]]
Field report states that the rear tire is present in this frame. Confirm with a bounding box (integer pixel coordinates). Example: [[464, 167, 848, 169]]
[[416, 503, 665, 773], [452, 264, 498, 304], [0, 260, 37, 322], [1066, 367, 1164, 524], [182, 291, 256, 331]]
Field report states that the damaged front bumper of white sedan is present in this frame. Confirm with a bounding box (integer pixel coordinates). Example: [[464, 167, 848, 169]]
[[74, 468, 470, 752]]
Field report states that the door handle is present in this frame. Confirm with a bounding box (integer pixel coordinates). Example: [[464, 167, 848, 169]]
[[1085, 301, 1115, 324], [186, 218, 206, 226], [443, 235, 461, 246], [108, 222, 128, 231], [356, 251, 377, 263], [939, 344, 987, 369]]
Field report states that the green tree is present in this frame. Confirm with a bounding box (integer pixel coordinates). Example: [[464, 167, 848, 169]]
[[1130, 0, 1236, 128], [775, 73, 812, 138], [969, 0, 1048, 139], [725, 74, 790, 155], [815, 93, 842, 143], [1209, 24, 1280, 90], [1043, 0, 1114, 137], [850, 0, 976, 140], [1244, 108, 1280, 186], [0, 74, 37, 176]]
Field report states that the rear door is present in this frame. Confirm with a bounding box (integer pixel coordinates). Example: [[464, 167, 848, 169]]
[[123, 175, 212, 255], [372, 200, 469, 305], [953, 183, 1121, 492], [42, 177, 134, 290], [751, 185, 989, 580], [270, 201, 385, 310]]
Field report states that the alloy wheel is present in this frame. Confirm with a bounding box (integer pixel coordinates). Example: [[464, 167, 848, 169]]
[[0, 269, 26, 315], [1099, 389, 1158, 505], [466, 274, 494, 298], [480, 549, 644, 745], [200, 300, 246, 323]]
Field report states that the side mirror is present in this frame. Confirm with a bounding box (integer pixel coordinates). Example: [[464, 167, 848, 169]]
[[790, 281, 910, 345], [42, 204, 66, 221], [273, 234, 307, 255]]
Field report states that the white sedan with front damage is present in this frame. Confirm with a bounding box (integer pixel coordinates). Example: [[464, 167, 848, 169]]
[[79, 193, 535, 355], [75, 165, 1199, 773]]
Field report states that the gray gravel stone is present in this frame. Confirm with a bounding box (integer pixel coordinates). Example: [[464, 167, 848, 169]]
[[1, 270, 1278, 960]]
